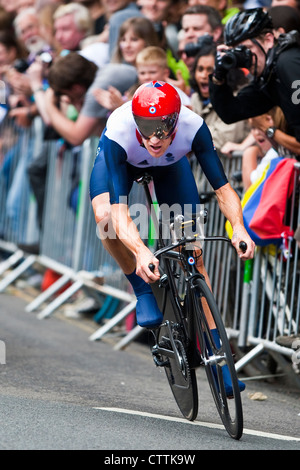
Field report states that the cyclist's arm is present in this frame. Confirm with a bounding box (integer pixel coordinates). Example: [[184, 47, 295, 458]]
[[192, 122, 228, 189], [215, 183, 255, 259], [192, 122, 255, 259]]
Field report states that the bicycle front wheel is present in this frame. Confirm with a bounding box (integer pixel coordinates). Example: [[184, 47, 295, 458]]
[[193, 278, 243, 440]]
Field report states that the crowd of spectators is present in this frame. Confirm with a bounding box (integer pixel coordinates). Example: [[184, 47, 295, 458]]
[[0, 0, 300, 268]]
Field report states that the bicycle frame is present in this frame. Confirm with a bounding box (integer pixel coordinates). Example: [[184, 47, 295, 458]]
[[137, 172, 231, 355]]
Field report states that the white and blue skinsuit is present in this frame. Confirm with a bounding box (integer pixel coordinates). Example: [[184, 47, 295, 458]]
[[89, 100, 228, 329]]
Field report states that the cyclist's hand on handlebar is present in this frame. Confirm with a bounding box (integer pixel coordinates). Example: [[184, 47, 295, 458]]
[[135, 250, 160, 283], [232, 228, 255, 260]]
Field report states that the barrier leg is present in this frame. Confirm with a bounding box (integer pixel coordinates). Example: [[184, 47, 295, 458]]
[[89, 300, 136, 341], [37, 279, 84, 319], [0, 249, 24, 276], [114, 325, 144, 350], [235, 343, 265, 372], [0, 254, 37, 292], [25, 273, 73, 312]]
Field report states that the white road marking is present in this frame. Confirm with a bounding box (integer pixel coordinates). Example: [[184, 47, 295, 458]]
[[94, 407, 300, 442]]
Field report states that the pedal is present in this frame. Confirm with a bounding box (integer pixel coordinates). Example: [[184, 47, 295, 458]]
[[152, 347, 170, 367], [152, 355, 170, 367]]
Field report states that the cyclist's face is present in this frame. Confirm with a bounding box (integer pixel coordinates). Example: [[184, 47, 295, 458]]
[[142, 134, 172, 157]]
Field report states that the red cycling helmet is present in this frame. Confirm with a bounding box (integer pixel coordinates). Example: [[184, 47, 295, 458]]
[[132, 81, 181, 140]]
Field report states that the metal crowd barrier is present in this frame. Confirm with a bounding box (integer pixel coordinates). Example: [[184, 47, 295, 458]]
[[192, 155, 300, 383], [0, 117, 41, 277], [235, 162, 300, 384], [0, 118, 141, 328]]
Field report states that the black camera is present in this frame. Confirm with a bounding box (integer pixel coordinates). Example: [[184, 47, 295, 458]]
[[183, 34, 214, 58], [218, 45, 252, 71], [13, 58, 30, 73], [13, 51, 52, 74], [214, 45, 252, 82]]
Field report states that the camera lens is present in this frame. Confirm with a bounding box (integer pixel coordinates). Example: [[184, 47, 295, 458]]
[[221, 52, 237, 69]]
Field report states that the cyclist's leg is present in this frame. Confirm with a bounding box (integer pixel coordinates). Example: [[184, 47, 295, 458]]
[[90, 149, 136, 274], [90, 157, 163, 328]]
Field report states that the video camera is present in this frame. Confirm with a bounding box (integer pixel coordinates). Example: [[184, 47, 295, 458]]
[[183, 34, 214, 58]]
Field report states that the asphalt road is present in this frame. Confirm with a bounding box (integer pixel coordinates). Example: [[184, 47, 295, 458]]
[[0, 291, 299, 452]]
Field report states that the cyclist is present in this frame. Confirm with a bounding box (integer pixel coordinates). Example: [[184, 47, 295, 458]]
[[90, 80, 255, 394], [209, 8, 300, 150]]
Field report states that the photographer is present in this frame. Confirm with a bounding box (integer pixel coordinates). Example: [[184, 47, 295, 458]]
[[209, 8, 300, 154]]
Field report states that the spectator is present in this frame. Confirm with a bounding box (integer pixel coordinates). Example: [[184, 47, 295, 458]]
[[189, 42, 249, 153], [179, 5, 223, 73], [221, 5, 300, 157], [93, 45, 191, 111], [75, 0, 107, 34], [5, 7, 52, 127], [44, 51, 137, 145], [0, 5, 14, 30], [0, 1, 18, 16], [13, 7, 50, 56], [186, 0, 240, 24], [36, 2, 62, 53], [0, 30, 27, 80], [0, 30, 29, 123], [53, 2, 93, 52], [181, 5, 223, 45], [90, 15, 159, 108], [53, 2, 109, 68], [271, 0, 300, 12], [111, 16, 160, 64], [210, 8, 300, 154], [135, 46, 191, 105], [241, 107, 284, 190], [138, 0, 187, 53], [93, 18, 160, 111], [243, 105, 300, 157], [102, 0, 142, 58], [268, 5, 300, 36], [25, 52, 136, 237]]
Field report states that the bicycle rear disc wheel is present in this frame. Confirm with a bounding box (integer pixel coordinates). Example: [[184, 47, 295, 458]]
[[158, 321, 198, 421], [193, 278, 243, 440]]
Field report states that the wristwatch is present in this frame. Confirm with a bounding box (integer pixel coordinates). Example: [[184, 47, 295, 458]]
[[266, 126, 276, 138]]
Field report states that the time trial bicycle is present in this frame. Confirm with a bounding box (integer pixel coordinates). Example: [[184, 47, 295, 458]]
[[137, 173, 246, 440]]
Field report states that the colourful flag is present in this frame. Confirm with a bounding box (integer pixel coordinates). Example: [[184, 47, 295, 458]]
[[227, 157, 297, 246]]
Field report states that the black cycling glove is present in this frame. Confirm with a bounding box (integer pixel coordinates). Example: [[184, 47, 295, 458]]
[[213, 51, 230, 83]]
